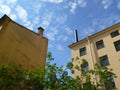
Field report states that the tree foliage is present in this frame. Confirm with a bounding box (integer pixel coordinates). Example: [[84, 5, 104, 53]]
[[0, 52, 116, 90]]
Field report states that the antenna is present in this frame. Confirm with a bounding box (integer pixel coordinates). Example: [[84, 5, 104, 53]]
[[74, 29, 78, 42]]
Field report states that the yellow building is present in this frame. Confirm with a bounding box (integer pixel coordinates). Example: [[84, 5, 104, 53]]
[[0, 15, 48, 70], [69, 22, 120, 89]]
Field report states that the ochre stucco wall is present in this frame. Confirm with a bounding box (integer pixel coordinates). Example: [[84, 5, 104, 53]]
[[69, 23, 120, 89], [0, 15, 48, 70]]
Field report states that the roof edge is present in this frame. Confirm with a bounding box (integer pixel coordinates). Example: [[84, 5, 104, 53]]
[[0, 14, 48, 39], [69, 22, 120, 49], [0, 14, 12, 23]]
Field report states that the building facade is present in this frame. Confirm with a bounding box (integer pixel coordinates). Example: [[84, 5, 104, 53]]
[[0, 15, 48, 70], [69, 22, 120, 89]]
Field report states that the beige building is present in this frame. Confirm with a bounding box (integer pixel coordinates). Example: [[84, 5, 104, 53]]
[[0, 15, 48, 70], [69, 22, 120, 89]]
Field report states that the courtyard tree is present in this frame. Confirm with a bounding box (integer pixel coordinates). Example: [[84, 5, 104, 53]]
[[0, 52, 117, 90]]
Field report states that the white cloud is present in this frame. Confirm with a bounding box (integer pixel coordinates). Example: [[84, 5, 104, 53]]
[[92, 14, 120, 30], [10, 14, 17, 20], [5, 0, 17, 4], [57, 35, 68, 41], [43, 0, 63, 4], [0, 5, 11, 15], [46, 33, 55, 41], [32, 1, 42, 14], [63, 36, 68, 41], [15, 5, 28, 22], [117, 2, 120, 10], [24, 20, 31, 27], [33, 17, 40, 26], [0, 0, 4, 4], [70, 2, 77, 14], [56, 14, 67, 24], [27, 24, 34, 30], [46, 28, 58, 41], [78, 0, 87, 7], [57, 44, 63, 51], [101, 0, 112, 9], [83, 27, 95, 36], [46, 32, 56, 41], [0, 0, 18, 20], [49, 0, 63, 3], [81, 14, 120, 37], [48, 43, 54, 49], [64, 26, 73, 35], [41, 12, 53, 29], [69, 0, 87, 14], [42, 20, 50, 29], [15, 5, 33, 29]]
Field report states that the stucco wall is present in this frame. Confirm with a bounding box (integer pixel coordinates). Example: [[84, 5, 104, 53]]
[[0, 15, 48, 70], [70, 23, 120, 89]]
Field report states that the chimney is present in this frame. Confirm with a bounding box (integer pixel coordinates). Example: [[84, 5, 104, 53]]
[[74, 29, 78, 42], [38, 27, 44, 36]]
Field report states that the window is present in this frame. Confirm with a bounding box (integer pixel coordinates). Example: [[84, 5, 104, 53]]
[[110, 30, 119, 38], [81, 61, 89, 74], [114, 40, 120, 51], [99, 55, 109, 67], [96, 40, 104, 49], [104, 76, 116, 90], [80, 47, 86, 56]]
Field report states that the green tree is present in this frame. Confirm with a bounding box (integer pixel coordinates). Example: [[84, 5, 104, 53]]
[[0, 52, 117, 90], [0, 63, 25, 89], [89, 63, 116, 90]]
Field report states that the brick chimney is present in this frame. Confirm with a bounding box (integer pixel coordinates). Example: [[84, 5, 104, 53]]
[[38, 27, 44, 36]]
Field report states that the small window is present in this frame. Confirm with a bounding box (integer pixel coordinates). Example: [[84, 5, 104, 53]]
[[96, 40, 104, 49], [80, 47, 86, 56], [110, 30, 119, 38], [114, 40, 120, 51], [81, 61, 89, 74], [99, 55, 109, 67], [104, 76, 116, 90]]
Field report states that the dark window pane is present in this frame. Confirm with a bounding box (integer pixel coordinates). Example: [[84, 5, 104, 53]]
[[99, 55, 109, 66], [81, 62, 89, 74], [80, 47, 86, 56], [114, 40, 120, 51], [111, 30, 119, 38], [96, 40, 104, 49], [104, 76, 116, 90]]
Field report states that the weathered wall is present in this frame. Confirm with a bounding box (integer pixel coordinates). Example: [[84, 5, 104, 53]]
[[70, 23, 120, 89], [0, 15, 48, 70]]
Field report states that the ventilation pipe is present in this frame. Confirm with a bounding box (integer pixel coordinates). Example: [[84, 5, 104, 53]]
[[74, 29, 79, 42]]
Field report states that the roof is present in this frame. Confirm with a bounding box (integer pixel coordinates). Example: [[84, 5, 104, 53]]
[[69, 22, 120, 49], [0, 14, 47, 39]]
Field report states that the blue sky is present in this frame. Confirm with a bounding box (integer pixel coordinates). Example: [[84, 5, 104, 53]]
[[0, 0, 120, 66]]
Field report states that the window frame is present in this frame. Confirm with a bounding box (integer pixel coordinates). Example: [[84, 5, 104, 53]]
[[104, 76, 116, 90], [81, 62, 89, 74], [79, 47, 86, 56], [99, 55, 109, 67], [96, 40, 105, 50], [114, 40, 120, 51], [110, 30, 119, 38]]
